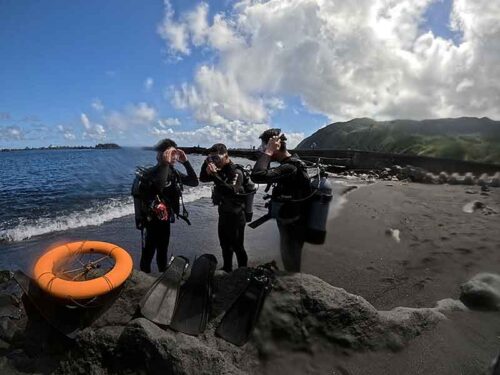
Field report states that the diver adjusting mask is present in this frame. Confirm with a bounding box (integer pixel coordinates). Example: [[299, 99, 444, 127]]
[[258, 128, 287, 153]]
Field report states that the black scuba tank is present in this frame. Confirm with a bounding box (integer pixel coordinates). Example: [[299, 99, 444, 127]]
[[131, 167, 153, 230], [305, 173, 332, 244], [234, 164, 257, 222]]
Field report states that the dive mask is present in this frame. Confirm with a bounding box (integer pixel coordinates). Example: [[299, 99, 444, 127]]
[[207, 154, 222, 164]]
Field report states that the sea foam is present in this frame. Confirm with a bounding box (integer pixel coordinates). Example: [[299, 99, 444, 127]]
[[0, 185, 213, 243]]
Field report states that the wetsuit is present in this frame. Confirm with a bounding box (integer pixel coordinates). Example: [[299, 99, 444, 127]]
[[140, 161, 198, 273], [200, 161, 248, 272], [251, 153, 310, 272]]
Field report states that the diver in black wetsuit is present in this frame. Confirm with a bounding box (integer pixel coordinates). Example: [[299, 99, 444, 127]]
[[140, 139, 198, 273], [199, 143, 248, 272], [251, 129, 311, 272]]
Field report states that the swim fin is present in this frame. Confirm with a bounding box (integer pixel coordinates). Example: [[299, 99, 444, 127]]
[[169, 254, 217, 336], [140, 256, 189, 326], [215, 267, 274, 346]]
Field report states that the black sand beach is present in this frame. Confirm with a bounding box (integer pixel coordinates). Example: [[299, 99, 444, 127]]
[[268, 181, 500, 374]]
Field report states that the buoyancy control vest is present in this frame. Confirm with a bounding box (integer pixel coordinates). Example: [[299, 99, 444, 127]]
[[236, 164, 257, 222], [211, 164, 256, 222], [267, 157, 333, 244], [131, 165, 189, 230]]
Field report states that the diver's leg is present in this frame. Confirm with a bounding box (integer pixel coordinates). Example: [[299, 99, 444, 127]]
[[156, 220, 171, 272], [140, 223, 157, 273], [218, 214, 234, 272], [277, 220, 305, 272], [234, 211, 248, 268]]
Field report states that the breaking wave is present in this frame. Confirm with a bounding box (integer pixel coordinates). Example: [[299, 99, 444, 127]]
[[0, 185, 213, 243]]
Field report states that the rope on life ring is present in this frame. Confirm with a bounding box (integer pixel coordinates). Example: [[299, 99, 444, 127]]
[[33, 241, 133, 300]]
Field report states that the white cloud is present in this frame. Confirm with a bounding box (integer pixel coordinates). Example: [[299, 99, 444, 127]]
[[57, 125, 77, 141], [104, 102, 157, 130], [81, 113, 106, 141], [171, 65, 268, 126], [150, 119, 304, 148], [81, 113, 91, 130], [0, 126, 24, 141], [159, 0, 500, 125], [91, 98, 104, 112], [144, 77, 154, 91], [158, 117, 181, 127], [157, 1, 190, 55]]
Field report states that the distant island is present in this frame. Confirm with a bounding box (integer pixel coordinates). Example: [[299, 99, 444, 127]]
[[297, 117, 500, 164], [1, 143, 121, 152]]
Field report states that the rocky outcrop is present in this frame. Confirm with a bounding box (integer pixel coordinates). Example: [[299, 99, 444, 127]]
[[0, 269, 460, 374]]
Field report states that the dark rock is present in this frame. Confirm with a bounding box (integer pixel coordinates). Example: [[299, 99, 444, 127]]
[[0, 270, 452, 374], [423, 172, 438, 184], [254, 274, 444, 353], [463, 172, 475, 185], [399, 166, 428, 183], [478, 173, 491, 187], [438, 171, 448, 184], [448, 173, 463, 185], [492, 173, 500, 188], [460, 273, 500, 311]]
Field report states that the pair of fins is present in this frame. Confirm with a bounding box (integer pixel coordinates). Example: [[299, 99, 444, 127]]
[[140, 256, 275, 346], [139, 254, 217, 336]]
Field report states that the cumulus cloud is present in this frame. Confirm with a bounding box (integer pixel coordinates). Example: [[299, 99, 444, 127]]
[[104, 102, 157, 130], [81, 113, 106, 140], [171, 66, 269, 126], [158, 0, 500, 124], [0, 126, 24, 141], [150, 120, 304, 148], [57, 125, 77, 141], [157, 1, 190, 55]]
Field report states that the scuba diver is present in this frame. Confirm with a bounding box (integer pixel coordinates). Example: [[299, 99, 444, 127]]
[[199, 143, 254, 273], [131, 139, 198, 273], [251, 129, 331, 272]]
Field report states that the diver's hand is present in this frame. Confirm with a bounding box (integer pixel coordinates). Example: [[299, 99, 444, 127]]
[[177, 149, 187, 163], [206, 162, 218, 175], [163, 148, 176, 165], [265, 136, 281, 155]]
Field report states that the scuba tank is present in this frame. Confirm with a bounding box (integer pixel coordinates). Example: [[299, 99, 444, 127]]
[[131, 167, 153, 230], [249, 158, 333, 243], [234, 164, 257, 222], [305, 172, 332, 244]]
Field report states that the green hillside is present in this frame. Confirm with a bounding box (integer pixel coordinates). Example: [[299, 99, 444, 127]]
[[297, 118, 500, 164]]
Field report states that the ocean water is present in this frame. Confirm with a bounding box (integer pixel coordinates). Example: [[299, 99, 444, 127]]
[[0, 148, 253, 243], [0, 148, 356, 271]]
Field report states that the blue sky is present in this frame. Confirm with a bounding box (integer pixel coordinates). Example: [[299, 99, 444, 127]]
[[1, 0, 485, 149]]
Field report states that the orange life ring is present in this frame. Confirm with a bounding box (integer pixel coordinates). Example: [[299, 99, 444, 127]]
[[33, 241, 133, 300]]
